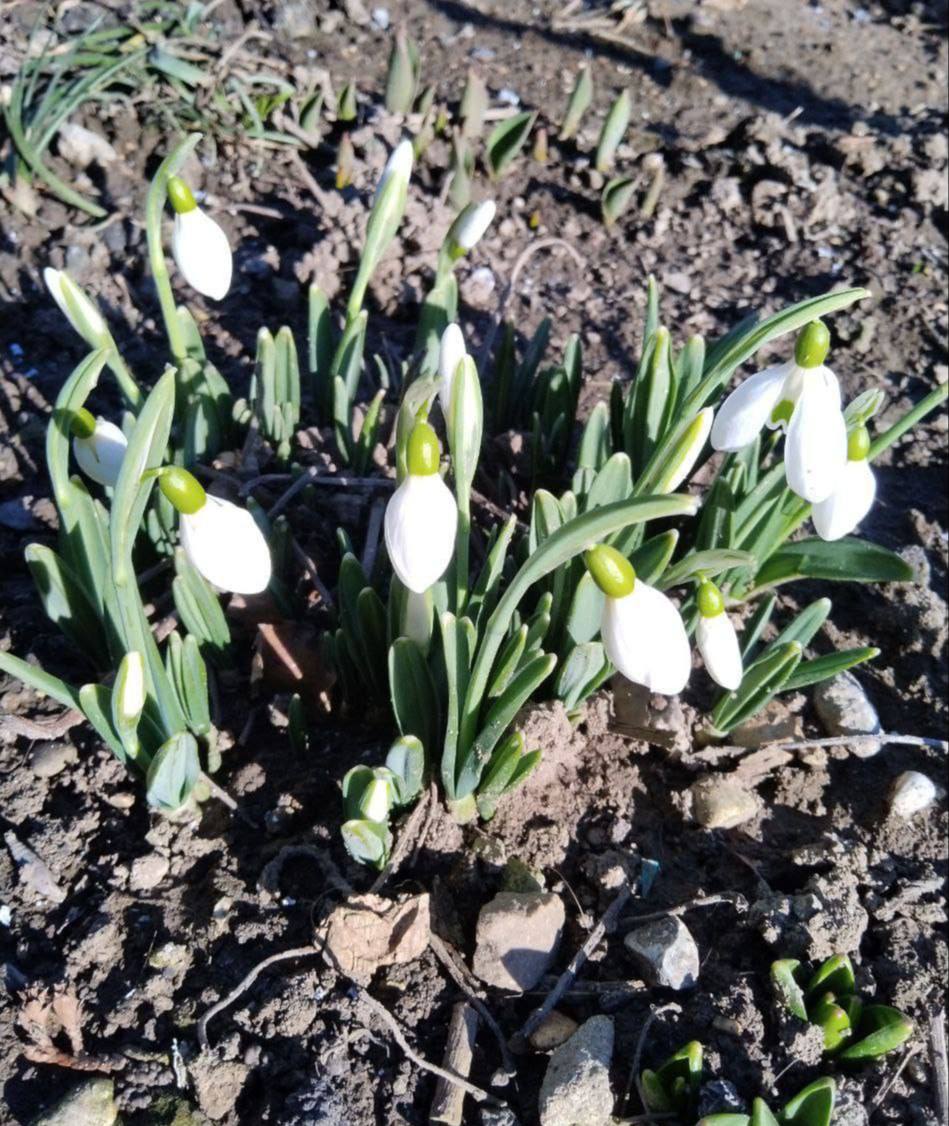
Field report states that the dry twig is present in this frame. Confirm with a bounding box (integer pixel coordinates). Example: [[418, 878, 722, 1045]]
[[197, 945, 321, 1050], [510, 881, 632, 1052], [622, 1002, 682, 1114], [368, 786, 433, 895], [929, 1010, 948, 1126]]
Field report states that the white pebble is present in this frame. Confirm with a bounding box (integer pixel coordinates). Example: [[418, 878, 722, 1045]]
[[888, 771, 938, 818]]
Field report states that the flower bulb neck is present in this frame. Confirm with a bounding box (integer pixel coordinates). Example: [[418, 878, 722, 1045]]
[[168, 176, 198, 214], [794, 319, 830, 368], [847, 425, 871, 462], [697, 579, 725, 618], [406, 421, 441, 476], [70, 407, 97, 440], [158, 467, 207, 514], [585, 544, 635, 599]]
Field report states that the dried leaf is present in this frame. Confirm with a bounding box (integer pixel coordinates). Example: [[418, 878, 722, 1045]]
[[319, 893, 430, 985]]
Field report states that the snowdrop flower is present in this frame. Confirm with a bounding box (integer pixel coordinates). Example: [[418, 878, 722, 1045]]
[[813, 425, 876, 541], [168, 176, 232, 300], [695, 580, 743, 691], [455, 200, 497, 251], [44, 267, 108, 346], [384, 421, 457, 593], [585, 544, 691, 695], [375, 139, 414, 200], [360, 771, 397, 822], [158, 468, 271, 594], [438, 323, 467, 418], [70, 408, 128, 487], [711, 320, 847, 503]]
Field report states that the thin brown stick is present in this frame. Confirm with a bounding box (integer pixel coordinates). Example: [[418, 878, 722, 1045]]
[[429, 933, 515, 1076], [476, 237, 585, 369], [268, 466, 319, 517], [622, 1002, 682, 1114], [430, 1002, 479, 1126], [871, 1043, 922, 1113], [290, 536, 334, 607], [409, 780, 440, 867], [197, 945, 320, 1050], [619, 893, 741, 930], [707, 732, 948, 759], [368, 787, 433, 895], [199, 772, 257, 830], [356, 986, 496, 1105], [930, 1010, 948, 1126], [510, 881, 632, 1052], [361, 496, 386, 578]]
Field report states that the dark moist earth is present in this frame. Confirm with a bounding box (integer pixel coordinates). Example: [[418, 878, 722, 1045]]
[[0, 0, 947, 1123]]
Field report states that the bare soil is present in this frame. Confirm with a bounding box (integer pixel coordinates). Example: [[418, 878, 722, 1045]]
[[0, 1, 946, 1123]]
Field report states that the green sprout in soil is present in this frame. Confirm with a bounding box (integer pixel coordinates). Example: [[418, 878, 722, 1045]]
[[771, 953, 914, 1061], [0, 64, 945, 854], [700, 1076, 837, 1126], [640, 1039, 703, 1116]]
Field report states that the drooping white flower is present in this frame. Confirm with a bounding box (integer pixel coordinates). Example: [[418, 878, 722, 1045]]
[[159, 468, 271, 594], [168, 176, 232, 300], [455, 200, 496, 251], [385, 422, 457, 593], [71, 409, 128, 487], [812, 426, 876, 541], [586, 545, 691, 695], [711, 320, 847, 504], [437, 323, 467, 418], [695, 581, 743, 691], [44, 267, 107, 343]]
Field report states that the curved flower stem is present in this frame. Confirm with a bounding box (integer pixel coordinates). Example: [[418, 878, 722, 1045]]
[[108, 348, 143, 409], [869, 381, 948, 460], [454, 488, 470, 614], [144, 133, 203, 364]]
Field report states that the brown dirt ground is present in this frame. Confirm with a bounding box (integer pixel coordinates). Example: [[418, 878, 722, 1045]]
[[0, 0, 946, 1123]]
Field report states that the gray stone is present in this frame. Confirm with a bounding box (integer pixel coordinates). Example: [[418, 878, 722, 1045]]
[[888, 771, 938, 818], [31, 1078, 117, 1126], [624, 916, 699, 990], [832, 1086, 869, 1126], [813, 671, 881, 757], [130, 853, 170, 891], [57, 123, 117, 168], [530, 1010, 579, 1052], [28, 741, 78, 779], [690, 775, 760, 829], [473, 892, 565, 992], [730, 696, 803, 747], [697, 1078, 744, 1117], [538, 1015, 614, 1126]]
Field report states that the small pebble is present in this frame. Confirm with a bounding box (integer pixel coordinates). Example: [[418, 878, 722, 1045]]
[[888, 771, 937, 818], [529, 1010, 579, 1052], [29, 741, 78, 779], [130, 854, 170, 892], [624, 916, 699, 990], [370, 6, 389, 28], [813, 671, 881, 758], [690, 775, 760, 829]]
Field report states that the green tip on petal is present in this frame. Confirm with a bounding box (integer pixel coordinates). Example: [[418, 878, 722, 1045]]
[[70, 407, 97, 440], [770, 399, 794, 427], [847, 425, 871, 461], [158, 466, 206, 514], [795, 319, 831, 368], [697, 579, 725, 618], [584, 544, 635, 599], [407, 421, 441, 476], [167, 175, 198, 214]]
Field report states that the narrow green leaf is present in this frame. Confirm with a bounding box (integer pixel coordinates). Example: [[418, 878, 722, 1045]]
[[389, 638, 439, 757], [146, 731, 199, 812], [559, 64, 593, 140], [783, 647, 879, 691], [595, 88, 631, 173], [486, 111, 537, 179], [754, 537, 914, 589]]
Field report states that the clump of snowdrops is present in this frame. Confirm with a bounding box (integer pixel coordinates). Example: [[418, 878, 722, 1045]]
[[0, 131, 944, 849]]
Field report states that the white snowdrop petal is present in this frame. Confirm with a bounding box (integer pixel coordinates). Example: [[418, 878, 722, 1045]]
[[72, 419, 128, 486], [384, 474, 458, 594], [172, 208, 233, 300], [785, 367, 847, 503], [437, 323, 467, 417], [457, 200, 496, 250], [602, 581, 692, 695], [696, 612, 743, 691], [812, 457, 876, 541], [180, 496, 271, 594], [710, 363, 791, 451], [44, 267, 106, 339]]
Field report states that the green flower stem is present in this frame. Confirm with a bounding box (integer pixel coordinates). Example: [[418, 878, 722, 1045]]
[[145, 133, 203, 364], [454, 488, 470, 615], [108, 348, 143, 410], [457, 494, 698, 788], [868, 381, 948, 460]]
